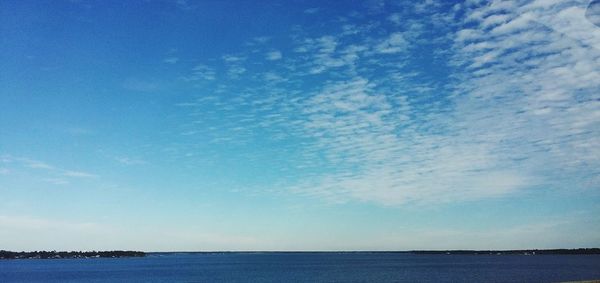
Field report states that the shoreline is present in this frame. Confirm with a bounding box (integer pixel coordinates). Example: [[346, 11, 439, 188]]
[[2, 248, 599, 260], [0, 250, 145, 260]]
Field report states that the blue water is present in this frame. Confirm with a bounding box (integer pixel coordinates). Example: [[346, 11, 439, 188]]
[[1, 252, 600, 282]]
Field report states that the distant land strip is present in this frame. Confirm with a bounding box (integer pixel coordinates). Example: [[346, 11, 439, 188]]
[[410, 248, 600, 255], [0, 250, 145, 259], [2, 249, 599, 259], [149, 248, 600, 255]]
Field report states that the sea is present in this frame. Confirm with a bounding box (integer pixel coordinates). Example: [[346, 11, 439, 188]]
[[1, 252, 600, 282]]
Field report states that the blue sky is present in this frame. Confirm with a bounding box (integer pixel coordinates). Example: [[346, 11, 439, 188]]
[[1, 0, 599, 251]]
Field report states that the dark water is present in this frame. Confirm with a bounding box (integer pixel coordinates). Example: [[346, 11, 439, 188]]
[[1, 252, 600, 282]]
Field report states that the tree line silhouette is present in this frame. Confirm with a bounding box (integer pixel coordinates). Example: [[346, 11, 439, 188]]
[[0, 250, 145, 259], [411, 248, 600, 255]]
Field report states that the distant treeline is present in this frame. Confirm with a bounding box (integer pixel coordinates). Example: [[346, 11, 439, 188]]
[[0, 250, 145, 259], [411, 248, 600, 255]]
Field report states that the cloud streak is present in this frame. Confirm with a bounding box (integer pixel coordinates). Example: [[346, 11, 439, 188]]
[[0, 155, 99, 185]]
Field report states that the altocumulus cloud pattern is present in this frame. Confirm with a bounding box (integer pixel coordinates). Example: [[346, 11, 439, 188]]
[[172, 0, 599, 205]]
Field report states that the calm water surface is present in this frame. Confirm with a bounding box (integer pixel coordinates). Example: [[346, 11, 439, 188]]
[[1, 252, 600, 282]]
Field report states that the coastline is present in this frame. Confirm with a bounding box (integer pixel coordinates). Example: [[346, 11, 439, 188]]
[[0, 250, 145, 260], [2, 248, 599, 260]]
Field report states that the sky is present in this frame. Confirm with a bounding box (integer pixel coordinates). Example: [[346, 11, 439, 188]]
[[0, 0, 599, 251]]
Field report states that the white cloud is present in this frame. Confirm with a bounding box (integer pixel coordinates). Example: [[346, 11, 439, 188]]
[[183, 64, 216, 81], [263, 72, 285, 82], [375, 32, 409, 54], [304, 7, 319, 14], [43, 178, 69, 185], [1, 155, 100, 183], [286, 76, 532, 205], [586, 0, 600, 27], [248, 36, 270, 45], [163, 56, 179, 64], [222, 55, 245, 63], [115, 157, 146, 165], [172, 0, 599, 206], [227, 65, 246, 78], [452, 0, 600, 181], [388, 13, 402, 25], [63, 170, 98, 178], [24, 159, 54, 169], [266, 50, 282, 61]]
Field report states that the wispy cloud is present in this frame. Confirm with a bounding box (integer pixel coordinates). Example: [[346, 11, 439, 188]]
[[23, 159, 54, 170], [303, 7, 320, 14], [375, 32, 409, 54], [1, 155, 99, 183], [43, 178, 70, 185], [170, 0, 598, 206], [266, 50, 282, 61], [182, 64, 216, 81], [115, 157, 146, 165], [163, 56, 179, 64], [450, 0, 600, 189], [63, 170, 98, 178]]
